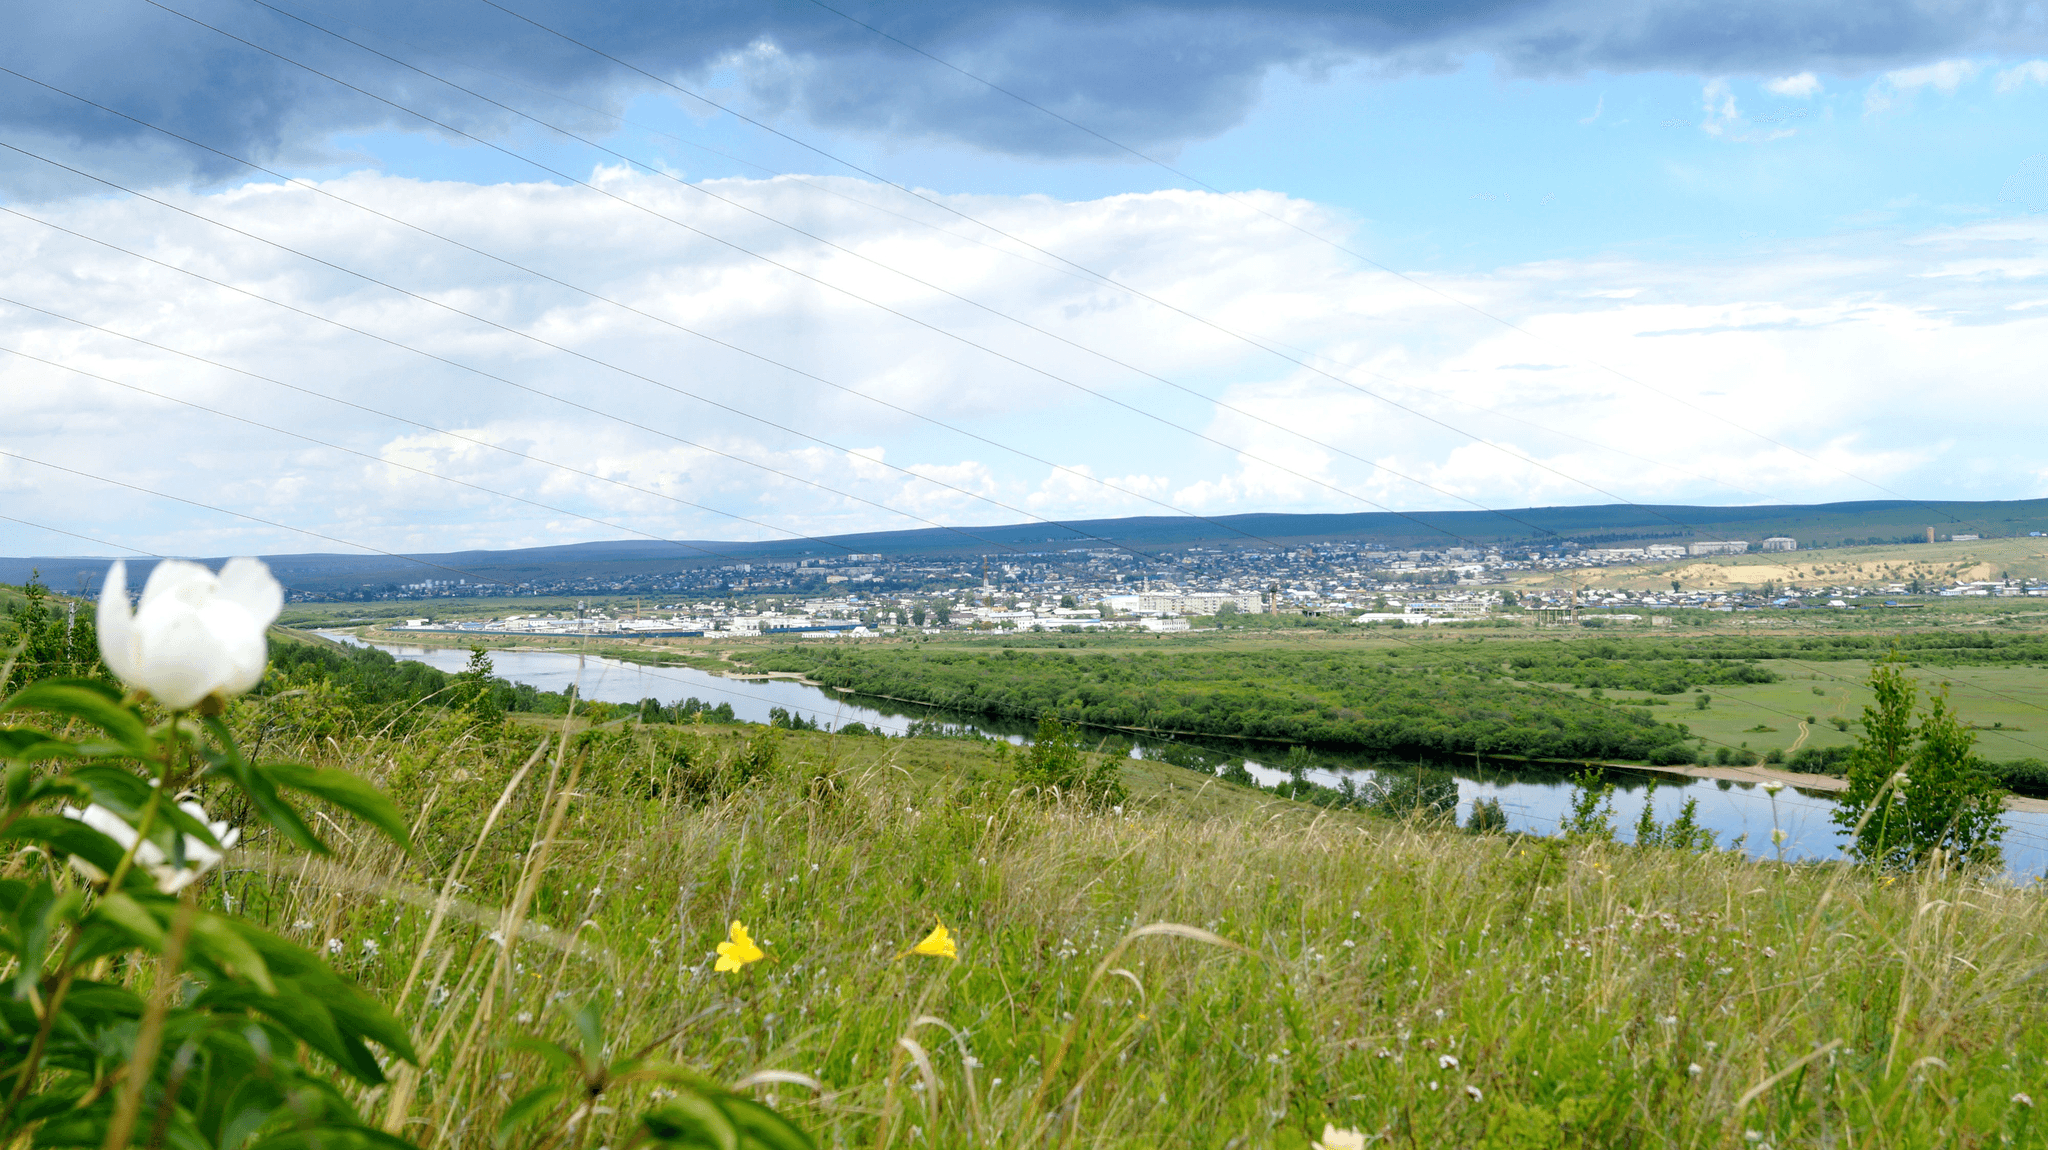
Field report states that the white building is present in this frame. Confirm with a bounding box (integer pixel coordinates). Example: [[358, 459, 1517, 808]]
[[1761, 537, 1797, 552], [1103, 591, 1265, 616], [1688, 540, 1751, 556]]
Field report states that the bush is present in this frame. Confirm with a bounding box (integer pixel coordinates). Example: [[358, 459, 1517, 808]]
[[1991, 758, 2048, 798], [1786, 745, 1855, 776], [1018, 713, 1128, 809], [1466, 795, 1509, 834], [1369, 771, 1458, 823], [1645, 743, 1698, 766]]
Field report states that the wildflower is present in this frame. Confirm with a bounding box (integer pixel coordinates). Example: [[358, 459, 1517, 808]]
[[97, 557, 282, 710], [1313, 1125, 1368, 1150], [2016, 1093, 2036, 1108], [327, 938, 344, 955], [1761, 781, 1784, 795], [715, 920, 764, 972], [62, 798, 239, 894], [1438, 1054, 1459, 1070], [1688, 1063, 1703, 1077], [1465, 1085, 1483, 1102], [1770, 829, 1788, 846], [898, 918, 957, 960]]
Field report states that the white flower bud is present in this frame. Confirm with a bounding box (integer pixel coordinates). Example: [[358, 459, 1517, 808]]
[[98, 558, 283, 710]]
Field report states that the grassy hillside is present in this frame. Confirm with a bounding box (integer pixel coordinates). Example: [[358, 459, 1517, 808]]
[[1535, 536, 2048, 591], [202, 699, 2048, 1149]]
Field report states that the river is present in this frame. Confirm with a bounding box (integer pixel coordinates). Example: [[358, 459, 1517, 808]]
[[326, 633, 2048, 878]]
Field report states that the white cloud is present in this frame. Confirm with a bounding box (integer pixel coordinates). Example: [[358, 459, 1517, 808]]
[[1867, 58, 1982, 114], [1886, 59, 1980, 94], [3, 170, 2047, 559], [1699, 78, 1741, 136], [1764, 72, 1822, 97], [1996, 61, 2048, 93]]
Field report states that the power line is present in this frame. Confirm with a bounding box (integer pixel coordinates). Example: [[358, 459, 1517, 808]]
[[0, 342, 872, 568], [0, 141, 1193, 564], [224, 0, 1630, 543], [462, 0, 1943, 530], [795, 0, 1972, 527], [0, 70, 1314, 564], [172, 5, 1784, 512], [114, 2, 1562, 553]]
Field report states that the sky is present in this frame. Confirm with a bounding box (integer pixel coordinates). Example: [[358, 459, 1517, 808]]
[[4, 0, 2048, 560]]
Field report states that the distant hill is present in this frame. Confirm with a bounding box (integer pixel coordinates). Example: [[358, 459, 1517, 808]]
[[7, 498, 2047, 593]]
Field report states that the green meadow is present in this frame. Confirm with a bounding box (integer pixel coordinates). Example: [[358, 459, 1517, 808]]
[[208, 704, 2048, 1149]]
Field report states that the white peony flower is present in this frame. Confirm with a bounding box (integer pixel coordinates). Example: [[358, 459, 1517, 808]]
[[1313, 1125, 1368, 1150], [98, 558, 283, 710], [63, 798, 240, 894]]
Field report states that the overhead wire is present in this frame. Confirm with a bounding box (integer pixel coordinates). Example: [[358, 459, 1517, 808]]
[[119, 0, 1573, 553], [205, 0, 1790, 511], [0, 69, 1320, 563], [0, 140, 1213, 565], [794, 0, 1974, 528], [461, 0, 1944, 530]]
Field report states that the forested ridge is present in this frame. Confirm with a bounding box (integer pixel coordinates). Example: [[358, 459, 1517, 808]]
[[743, 645, 1701, 762]]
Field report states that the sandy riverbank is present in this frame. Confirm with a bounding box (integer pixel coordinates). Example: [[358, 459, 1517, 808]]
[[1630, 760, 2048, 814]]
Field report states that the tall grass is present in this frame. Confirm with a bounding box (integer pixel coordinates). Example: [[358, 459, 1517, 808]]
[[214, 704, 2048, 1148]]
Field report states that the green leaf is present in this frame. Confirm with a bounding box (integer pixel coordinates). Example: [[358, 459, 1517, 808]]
[[2, 815, 129, 876], [90, 891, 166, 949], [199, 719, 324, 855], [246, 1126, 421, 1150], [263, 760, 412, 853], [0, 680, 151, 758], [189, 911, 275, 994], [6, 882, 82, 998], [0, 728, 80, 765], [505, 1037, 582, 1078], [2, 761, 89, 813], [636, 1097, 739, 1150], [720, 1097, 815, 1150], [494, 1084, 567, 1147]]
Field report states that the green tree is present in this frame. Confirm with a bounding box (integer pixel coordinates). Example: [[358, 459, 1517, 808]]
[[1, 575, 109, 693], [1560, 769, 1617, 840], [1466, 796, 1509, 834], [456, 644, 503, 725], [1017, 713, 1127, 810], [1059, 594, 1078, 609], [1832, 658, 2006, 869]]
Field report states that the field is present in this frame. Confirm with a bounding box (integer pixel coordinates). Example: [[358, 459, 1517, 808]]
[[14, 582, 2048, 1146], [1582, 662, 2048, 766], [212, 705, 2048, 1148]]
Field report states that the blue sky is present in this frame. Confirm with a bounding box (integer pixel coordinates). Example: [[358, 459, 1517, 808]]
[[4, 1, 2048, 557]]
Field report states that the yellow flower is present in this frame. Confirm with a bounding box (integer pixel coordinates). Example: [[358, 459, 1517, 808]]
[[901, 918, 957, 960], [715, 920, 764, 972]]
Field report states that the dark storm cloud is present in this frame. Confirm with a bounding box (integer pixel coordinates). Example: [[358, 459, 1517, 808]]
[[2, 0, 2041, 185]]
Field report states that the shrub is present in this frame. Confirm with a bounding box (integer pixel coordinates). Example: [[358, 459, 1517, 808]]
[[1018, 713, 1128, 809], [1368, 771, 1459, 824], [1834, 659, 2005, 869], [1645, 743, 1698, 766], [1991, 758, 2048, 798], [1466, 795, 1509, 834], [1787, 745, 1855, 775]]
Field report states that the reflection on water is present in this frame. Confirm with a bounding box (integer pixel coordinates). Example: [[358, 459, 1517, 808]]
[[323, 633, 2048, 878]]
